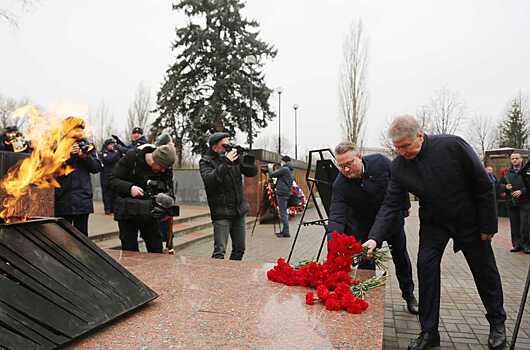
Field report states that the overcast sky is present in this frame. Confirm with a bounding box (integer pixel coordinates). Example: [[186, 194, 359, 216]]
[[2, 0, 530, 156]]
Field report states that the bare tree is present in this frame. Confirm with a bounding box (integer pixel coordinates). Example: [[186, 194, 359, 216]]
[[424, 87, 466, 135], [0, 94, 30, 130], [378, 117, 398, 157], [127, 83, 152, 137], [1, 0, 37, 27], [339, 20, 368, 146], [88, 101, 116, 150], [466, 114, 497, 161], [416, 105, 433, 133]]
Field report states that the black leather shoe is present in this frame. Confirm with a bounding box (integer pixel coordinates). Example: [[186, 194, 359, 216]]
[[488, 324, 506, 350], [282, 233, 291, 238], [407, 332, 440, 350], [510, 247, 522, 252], [406, 296, 419, 315]]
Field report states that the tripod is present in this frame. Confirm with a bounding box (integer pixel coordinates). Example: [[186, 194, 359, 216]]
[[510, 264, 530, 350], [287, 149, 338, 264]]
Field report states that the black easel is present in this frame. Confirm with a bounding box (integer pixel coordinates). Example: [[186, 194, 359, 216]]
[[510, 264, 530, 350], [287, 149, 338, 264]]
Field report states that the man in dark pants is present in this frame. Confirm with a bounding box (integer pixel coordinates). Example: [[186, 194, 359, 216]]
[[199, 132, 257, 260], [327, 141, 418, 315], [99, 138, 121, 215], [55, 131, 102, 235], [364, 116, 506, 350], [110, 144, 176, 253], [268, 155, 294, 237], [499, 152, 530, 253]]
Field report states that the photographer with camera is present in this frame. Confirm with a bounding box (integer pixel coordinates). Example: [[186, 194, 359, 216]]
[[1, 125, 32, 153], [110, 143, 177, 253], [54, 119, 102, 236], [111, 127, 147, 154], [268, 155, 294, 237], [200, 132, 257, 260], [99, 138, 121, 215]]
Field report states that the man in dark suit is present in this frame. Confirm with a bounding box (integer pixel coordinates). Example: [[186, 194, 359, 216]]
[[327, 142, 417, 314], [364, 116, 506, 350], [499, 153, 530, 253]]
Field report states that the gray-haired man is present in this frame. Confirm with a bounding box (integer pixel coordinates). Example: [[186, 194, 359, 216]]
[[364, 116, 506, 350]]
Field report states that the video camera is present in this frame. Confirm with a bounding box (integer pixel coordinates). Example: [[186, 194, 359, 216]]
[[222, 143, 256, 168], [222, 143, 248, 155], [145, 179, 168, 197], [151, 193, 180, 218]]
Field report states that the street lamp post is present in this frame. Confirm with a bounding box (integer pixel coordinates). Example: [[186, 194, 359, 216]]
[[277, 87, 283, 155], [248, 83, 254, 149], [245, 55, 258, 149], [293, 104, 299, 160]]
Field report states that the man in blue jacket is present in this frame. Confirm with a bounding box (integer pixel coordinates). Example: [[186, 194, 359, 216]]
[[268, 155, 294, 237], [364, 116, 506, 350], [327, 142, 417, 315]]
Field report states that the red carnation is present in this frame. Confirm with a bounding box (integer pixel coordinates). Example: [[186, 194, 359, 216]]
[[347, 303, 362, 314], [325, 296, 341, 311], [359, 299, 369, 311], [305, 292, 315, 305], [316, 284, 330, 301]]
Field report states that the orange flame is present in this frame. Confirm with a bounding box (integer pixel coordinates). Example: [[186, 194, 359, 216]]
[[0, 106, 89, 222]]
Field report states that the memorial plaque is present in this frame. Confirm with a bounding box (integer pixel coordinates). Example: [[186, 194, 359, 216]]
[[0, 218, 159, 350]]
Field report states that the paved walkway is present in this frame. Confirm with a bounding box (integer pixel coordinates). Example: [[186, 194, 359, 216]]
[[177, 203, 530, 350]]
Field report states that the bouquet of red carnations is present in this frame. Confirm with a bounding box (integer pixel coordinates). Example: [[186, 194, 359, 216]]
[[266, 232, 387, 313]]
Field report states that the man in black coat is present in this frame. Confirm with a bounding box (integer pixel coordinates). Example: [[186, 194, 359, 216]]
[[327, 142, 418, 314], [268, 155, 294, 237], [55, 140, 102, 235], [199, 132, 257, 260], [110, 144, 176, 253], [364, 116, 506, 350], [99, 138, 121, 215], [499, 152, 530, 253]]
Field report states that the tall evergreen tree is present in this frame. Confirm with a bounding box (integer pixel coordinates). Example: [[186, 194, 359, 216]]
[[499, 98, 528, 149], [154, 0, 277, 162]]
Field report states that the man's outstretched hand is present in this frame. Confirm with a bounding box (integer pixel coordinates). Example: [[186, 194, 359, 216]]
[[363, 239, 378, 259]]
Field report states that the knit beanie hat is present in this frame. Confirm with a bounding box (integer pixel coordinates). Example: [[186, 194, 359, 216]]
[[152, 144, 176, 168]]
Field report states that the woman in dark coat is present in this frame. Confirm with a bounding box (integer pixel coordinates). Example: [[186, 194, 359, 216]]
[[54, 140, 102, 235]]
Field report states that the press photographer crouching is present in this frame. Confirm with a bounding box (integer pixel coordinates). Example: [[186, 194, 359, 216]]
[[200, 132, 257, 260], [110, 143, 178, 253]]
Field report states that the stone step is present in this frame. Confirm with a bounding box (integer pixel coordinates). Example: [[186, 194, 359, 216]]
[[90, 211, 211, 243], [96, 216, 256, 252]]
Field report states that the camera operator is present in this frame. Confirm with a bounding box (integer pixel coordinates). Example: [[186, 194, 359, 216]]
[[268, 155, 294, 237], [99, 138, 121, 215], [110, 143, 176, 253], [54, 119, 102, 236], [199, 132, 257, 260]]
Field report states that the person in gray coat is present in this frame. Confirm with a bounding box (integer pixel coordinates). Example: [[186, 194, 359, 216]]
[[268, 155, 294, 237]]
